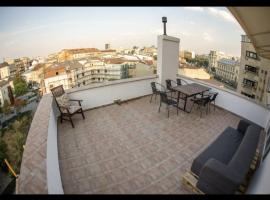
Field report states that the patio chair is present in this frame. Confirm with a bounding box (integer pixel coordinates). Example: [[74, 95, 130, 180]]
[[176, 78, 188, 86], [191, 95, 211, 118], [51, 85, 85, 128], [158, 91, 179, 118], [165, 79, 178, 99], [150, 82, 166, 103], [208, 92, 218, 112], [199, 91, 219, 112]]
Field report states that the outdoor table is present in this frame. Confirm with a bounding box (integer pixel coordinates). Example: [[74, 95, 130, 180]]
[[173, 83, 210, 113]]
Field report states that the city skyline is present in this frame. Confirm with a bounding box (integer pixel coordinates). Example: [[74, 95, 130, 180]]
[[0, 7, 245, 61]]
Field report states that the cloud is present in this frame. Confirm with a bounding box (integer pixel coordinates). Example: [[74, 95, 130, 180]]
[[206, 8, 237, 24], [184, 7, 238, 25], [184, 7, 204, 12], [203, 32, 213, 42]]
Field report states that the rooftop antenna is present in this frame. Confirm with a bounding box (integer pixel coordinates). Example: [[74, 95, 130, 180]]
[[162, 16, 167, 35]]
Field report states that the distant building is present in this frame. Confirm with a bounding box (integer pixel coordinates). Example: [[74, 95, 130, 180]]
[[0, 62, 10, 80], [58, 48, 101, 62], [44, 66, 69, 93], [216, 58, 240, 83], [237, 35, 270, 105], [105, 43, 111, 50], [0, 80, 13, 106], [208, 50, 235, 71]]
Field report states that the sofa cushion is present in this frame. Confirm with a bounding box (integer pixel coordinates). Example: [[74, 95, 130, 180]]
[[229, 125, 261, 179], [191, 127, 244, 176]]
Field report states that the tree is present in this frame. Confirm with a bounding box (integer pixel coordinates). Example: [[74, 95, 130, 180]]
[[0, 138, 7, 170], [2, 100, 11, 115], [13, 74, 28, 97]]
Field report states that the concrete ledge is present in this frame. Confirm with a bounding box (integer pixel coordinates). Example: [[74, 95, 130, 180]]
[[67, 75, 158, 94], [17, 94, 63, 194], [177, 74, 270, 110], [158, 35, 180, 42]]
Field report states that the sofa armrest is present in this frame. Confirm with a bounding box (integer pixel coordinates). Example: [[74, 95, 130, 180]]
[[237, 120, 251, 134], [197, 159, 242, 194]]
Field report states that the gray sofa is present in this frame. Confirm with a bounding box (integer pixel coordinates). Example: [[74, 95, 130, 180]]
[[191, 119, 262, 194]]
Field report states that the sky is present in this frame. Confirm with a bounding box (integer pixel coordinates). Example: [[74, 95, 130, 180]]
[[0, 7, 245, 61]]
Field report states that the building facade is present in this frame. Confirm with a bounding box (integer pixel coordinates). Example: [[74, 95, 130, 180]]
[[237, 35, 270, 106], [216, 58, 239, 83], [0, 62, 10, 80]]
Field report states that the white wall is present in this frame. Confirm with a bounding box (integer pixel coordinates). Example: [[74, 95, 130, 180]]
[[157, 35, 180, 86], [247, 151, 270, 194], [46, 98, 63, 194], [179, 75, 270, 129], [67, 75, 158, 110]]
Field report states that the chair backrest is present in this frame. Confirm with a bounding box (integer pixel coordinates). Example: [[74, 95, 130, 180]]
[[176, 78, 188, 86], [50, 85, 67, 112], [151, 82, 157, 93], [210, 92, 218, 101], [51, 85, 65, 98], [203, 96, 211, 106]]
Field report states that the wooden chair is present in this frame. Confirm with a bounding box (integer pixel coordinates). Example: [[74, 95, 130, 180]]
[[51, 85, 85, 128]]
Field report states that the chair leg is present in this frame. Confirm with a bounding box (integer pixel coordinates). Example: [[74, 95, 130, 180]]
[[81, 109, 85, 119], [150, 94, 153, 103], [167, 105, 169, 118], [158, 102, 162, 113], [69, 116, 75, 128]]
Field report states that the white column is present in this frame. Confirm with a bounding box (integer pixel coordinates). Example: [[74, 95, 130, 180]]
[[157, 35, 180, 86]]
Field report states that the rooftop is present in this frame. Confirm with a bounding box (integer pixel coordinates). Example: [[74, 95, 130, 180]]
[[58, 95, 240, 194]]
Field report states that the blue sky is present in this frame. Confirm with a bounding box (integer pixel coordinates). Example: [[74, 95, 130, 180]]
[[0, 7, 245, 61]]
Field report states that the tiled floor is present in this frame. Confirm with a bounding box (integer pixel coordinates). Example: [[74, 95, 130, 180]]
[[58, 95, 241, 194]]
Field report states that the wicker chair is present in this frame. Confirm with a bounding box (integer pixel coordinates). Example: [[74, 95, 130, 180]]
[[51, 85, 85, 128]]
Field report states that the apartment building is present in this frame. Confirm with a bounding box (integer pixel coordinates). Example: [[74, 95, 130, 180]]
[[216, 58, 240, 83], [0, 62, 10, 80], [58, 48, 100, 62], [0, 80, 12, 106], [44, 66, 69, 93], [208, 50, 235, 70], [237, 35, 270, 106]]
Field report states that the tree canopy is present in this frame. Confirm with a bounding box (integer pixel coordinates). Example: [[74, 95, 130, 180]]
[[13, 74, 28, 97]]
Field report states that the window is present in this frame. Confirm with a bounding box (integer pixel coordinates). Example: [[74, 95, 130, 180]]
[[246, 51, 258, 59], [97, 70, 100, 73], [105, 69, 107, 73], [56, 72, 59, 75], [82, 73, 85, 76], [265, 71, 268, 75], [243, 78, 257, 88], [49, 84, 54, 88], [261, 69, 264, 73], [245, 65, 258, 74], [83, 81, 85, 85]]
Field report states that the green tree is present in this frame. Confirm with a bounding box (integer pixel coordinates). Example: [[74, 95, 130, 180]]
[[2, 100, 11, 115], [13, 74, 28, 97], [0, 138, 7, 170]]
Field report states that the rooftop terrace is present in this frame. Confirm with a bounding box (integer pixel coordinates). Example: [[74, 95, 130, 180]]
[[58, 95, 240, 194]]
